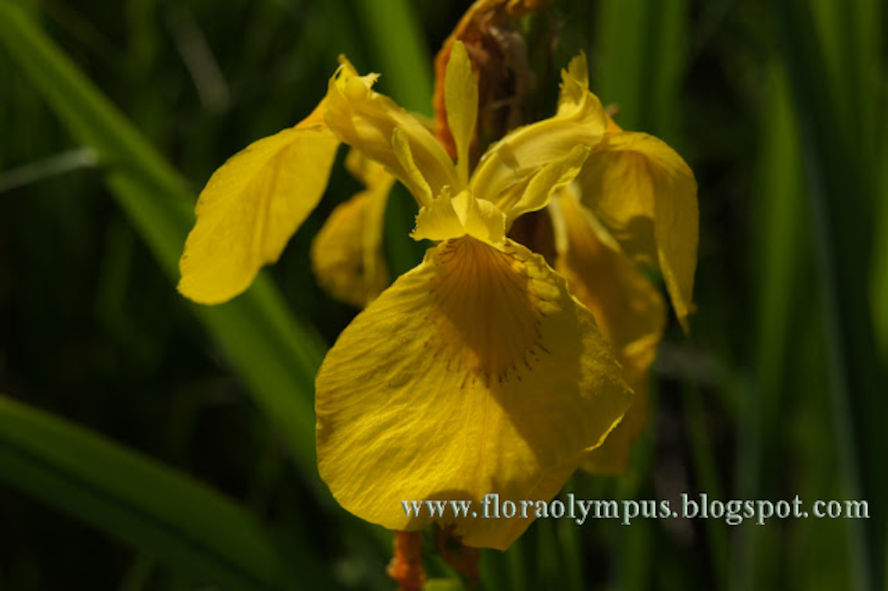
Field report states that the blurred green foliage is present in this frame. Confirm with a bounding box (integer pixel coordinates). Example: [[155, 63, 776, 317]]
[[0, 0, 885, 590]]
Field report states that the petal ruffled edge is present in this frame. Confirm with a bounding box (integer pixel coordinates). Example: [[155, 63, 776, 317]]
[[470, 52, 607, 209], [324, 56, 460, 205]]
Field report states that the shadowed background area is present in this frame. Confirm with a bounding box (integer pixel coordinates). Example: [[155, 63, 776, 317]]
[[0, 0, 886, 589]]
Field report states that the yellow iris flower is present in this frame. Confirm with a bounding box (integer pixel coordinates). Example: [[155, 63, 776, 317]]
[[177, 41, 697, 549], [550, 111, 699, 472]]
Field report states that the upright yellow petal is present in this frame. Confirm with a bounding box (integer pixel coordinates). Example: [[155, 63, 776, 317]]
[[324, 56, 460, 205], [432, 0, 553, 160], [470, 53, 607, 206], [316, 237, 632, 549], [502, 144, 589, 226], [311, 150, 395, 307], [391, 127, 434, 205], [550, 191, 666, 472], [576, 131, 698, 331], [556, 52, 591, 116], [178, 102, 339, 304], [444, 40, 479, 184]]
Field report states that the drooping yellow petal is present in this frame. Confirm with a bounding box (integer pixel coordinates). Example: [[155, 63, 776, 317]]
[[311, 150, 395, 307], [575, 131, 698, 331], [316, 236, 632, 549], [178, 102, 339, 304], [550, 190, 666, 473], [444, 40, 478, 184], [552, 188, 666, 369], [470, 53, 607, 206], [324, 56, 461, 205]]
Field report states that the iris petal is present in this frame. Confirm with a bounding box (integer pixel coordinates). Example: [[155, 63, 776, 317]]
[[412, 189, 506, 245], [324, 56, 460, 204], [316, 236, 631, 549], [574, 131, 698, 331], [550, 191, 666, 472], [470, 52, 607, 207], [503, 144, 589, 226], [311, 150, 395, 307], [178, 101, 339, 304], [444, 40, 478, 184]]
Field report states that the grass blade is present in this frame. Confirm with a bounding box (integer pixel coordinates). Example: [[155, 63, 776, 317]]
[[0, 1, 325, 481], [353, 0, 433, 114], [0, 395, 284, 591], [683, 384, 728, 584], [731, 64, 806, 591], [772, 1, 885, 588], [594, 0, 689, 141], [872, 94, 888, 367]]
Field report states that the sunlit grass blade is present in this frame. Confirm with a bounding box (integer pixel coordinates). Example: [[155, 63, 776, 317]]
[[806, 0, 881, 157], [594, 0, 689, 141], [0, 2, 325, 482], [594, 0, 647, 130], [731, 64, 807, 591], [354, 0, 433, 115], [771, 1, 884, 589], [0, 395, 286, 591]]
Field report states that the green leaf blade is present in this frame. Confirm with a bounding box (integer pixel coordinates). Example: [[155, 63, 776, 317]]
[[0, 1, 326, 480], [0, 395, 283, 591]]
